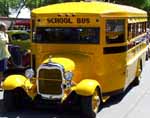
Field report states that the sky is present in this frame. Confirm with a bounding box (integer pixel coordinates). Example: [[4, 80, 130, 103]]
[[9, 7, 31, 19]]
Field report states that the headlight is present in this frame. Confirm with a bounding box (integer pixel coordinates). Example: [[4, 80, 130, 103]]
[[65, 71, 73, 81], [25, 68, 34, 79]]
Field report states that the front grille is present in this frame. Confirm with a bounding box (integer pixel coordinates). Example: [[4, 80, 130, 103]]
[[38, 69, 63, 95]]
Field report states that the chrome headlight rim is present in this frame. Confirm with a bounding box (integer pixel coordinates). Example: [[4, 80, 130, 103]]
[[25, 68, 34, 79], [64, 71, 73, 81]]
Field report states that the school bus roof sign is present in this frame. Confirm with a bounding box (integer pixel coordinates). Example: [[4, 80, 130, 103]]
[[35, 16, 100, 27]]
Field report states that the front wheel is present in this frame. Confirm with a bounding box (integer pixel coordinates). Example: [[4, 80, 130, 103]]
[[80, 88, 102, 118], [3, 90, 16, 111], [3, 88, 32, 111]]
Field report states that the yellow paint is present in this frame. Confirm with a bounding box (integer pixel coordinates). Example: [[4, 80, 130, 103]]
[[102, 96, 110, 102], [2, 75, 37, 98], [32, 2, 146, 17], [43, 57, 75, 71], [2, 75, 29, 90], [74, 79, 100, 96]]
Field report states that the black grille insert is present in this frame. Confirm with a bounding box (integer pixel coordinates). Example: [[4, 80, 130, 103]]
[[38, 69, 63, 95]]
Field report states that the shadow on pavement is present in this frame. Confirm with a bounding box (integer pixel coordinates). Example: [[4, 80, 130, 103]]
[[0, 99, 82, 118], [101, 82, 137, 109]]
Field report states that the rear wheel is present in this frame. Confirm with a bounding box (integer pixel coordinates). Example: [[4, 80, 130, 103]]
[[146, 51, 149, 61], [133, 61, 142, 86], [80, 88, 101, 118]]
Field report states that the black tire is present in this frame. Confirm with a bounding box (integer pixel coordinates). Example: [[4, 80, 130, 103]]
[[146, 51, 149, 61], [132, 77, 140, 86], [3, 90, 16, 111], [133, 60, 142, 86], [3, 88, 32, 111], [80, 88, 101, 118], [148, 48, 150, 58]]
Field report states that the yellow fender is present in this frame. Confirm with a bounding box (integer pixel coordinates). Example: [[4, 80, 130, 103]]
[[2, 75, 32, 90], [74, 79, 101, 96]]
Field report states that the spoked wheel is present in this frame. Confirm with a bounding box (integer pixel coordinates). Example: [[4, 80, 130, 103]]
[[81, 88, 101, 118], [92, 89, 101, 113]]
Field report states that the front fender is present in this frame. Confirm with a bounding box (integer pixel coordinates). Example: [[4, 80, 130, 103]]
[[74, 79, 101, 96], [2, 75, 32, 90]]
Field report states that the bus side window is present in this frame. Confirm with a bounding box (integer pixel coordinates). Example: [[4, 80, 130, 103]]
[[106, 19, 125, 44], [128, 24, 132, 40]]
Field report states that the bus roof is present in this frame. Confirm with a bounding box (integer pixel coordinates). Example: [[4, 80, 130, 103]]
[[32, 1, 147, 17]]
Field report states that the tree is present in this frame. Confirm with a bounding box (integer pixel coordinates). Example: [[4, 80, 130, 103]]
[[144, 0, 150, 22], [0, 0, 21, 16], [26, 0, 64, 10], [116, 0, 145, 8], [117, 0, 150, 18], [143, 0, 150, 11], [108, 0, 150, 11]]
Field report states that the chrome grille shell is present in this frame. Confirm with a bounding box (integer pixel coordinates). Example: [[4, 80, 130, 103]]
[[36, 63, 64, 99]]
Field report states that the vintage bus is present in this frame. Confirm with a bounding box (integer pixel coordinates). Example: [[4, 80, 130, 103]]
[[2, 1, 148, 117]]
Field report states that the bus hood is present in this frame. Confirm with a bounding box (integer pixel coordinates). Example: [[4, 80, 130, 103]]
[[43, 57, 75, 71]]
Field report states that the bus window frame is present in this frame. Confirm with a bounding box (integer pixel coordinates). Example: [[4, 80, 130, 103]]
[[32, 27, 100, 44], [105, 19, 126, 44], [128, 21, 147, 40]]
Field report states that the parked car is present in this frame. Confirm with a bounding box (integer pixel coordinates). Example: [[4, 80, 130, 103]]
[[7, 30, 31, 67], [7, 30, 30, 50]]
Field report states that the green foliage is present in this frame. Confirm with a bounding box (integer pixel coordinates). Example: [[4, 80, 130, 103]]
[[119, 0, 145, 7], [25, 0, 81, 10], [0, 0, 8, 16], [106, 0, 150, 18], [25, 0, 57, 9], [143, 0, 150, 11], [0, 0, 21, 16], [106, 0, 150, 12]]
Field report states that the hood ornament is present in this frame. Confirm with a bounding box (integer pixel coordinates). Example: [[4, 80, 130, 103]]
[[48, 55, 52, 62]]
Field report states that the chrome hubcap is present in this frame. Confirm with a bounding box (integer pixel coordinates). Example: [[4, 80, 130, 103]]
[[92, 90, 100, 113]]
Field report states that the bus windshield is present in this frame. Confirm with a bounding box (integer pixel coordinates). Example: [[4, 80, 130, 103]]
[[33, 27, 99, 44]]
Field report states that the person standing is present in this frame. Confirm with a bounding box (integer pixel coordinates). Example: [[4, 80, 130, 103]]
[[0, 22, 11, 82]]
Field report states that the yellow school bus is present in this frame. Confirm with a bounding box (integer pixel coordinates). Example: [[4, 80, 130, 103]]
[[2, 1, 148, 117]]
